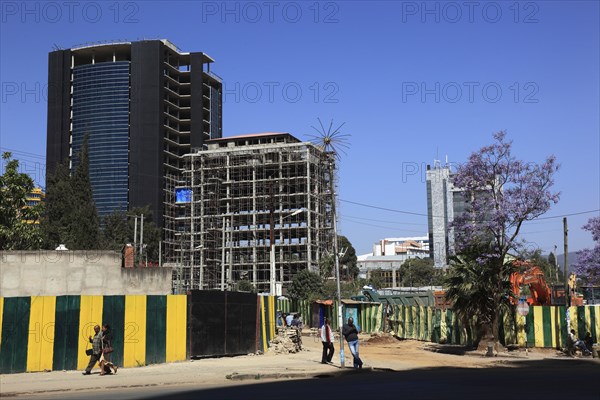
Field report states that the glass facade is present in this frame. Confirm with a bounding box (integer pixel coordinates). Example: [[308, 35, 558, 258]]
[[71, 61, 130, 218]]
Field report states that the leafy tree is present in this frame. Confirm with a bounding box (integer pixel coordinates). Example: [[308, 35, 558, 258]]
[[0, 152, 43, 249], [449, 131, 560, 348], [69, 136, 100, 249], [42, 136, 100, 250], [445, 247, 518, 348], [101, 206, 161, 263], [364, 268, 386, 289], [287, 269, 323, 301], [518, 248, 562, 284], [234, 279, 256, 293], [101, 211, 129, 251], [322, 279, 365, 299], [338, 235, 358, 279], [42, 161, 73, 248], [319, 253, 334, 278], [548, 252, 557, 270], [319, 235, 358, 280], [130, 206, 161, 262], [573, 217, 600, 285], [399, 257, 444, 286]]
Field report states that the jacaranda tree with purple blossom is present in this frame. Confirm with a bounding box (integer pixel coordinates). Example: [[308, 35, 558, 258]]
[[573, 217, 600, 285], [445, 131, 560, 349]]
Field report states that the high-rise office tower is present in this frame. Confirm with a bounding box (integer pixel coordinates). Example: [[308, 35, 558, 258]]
[[426, 161, 466, 268], [46, 39, 222, 226]]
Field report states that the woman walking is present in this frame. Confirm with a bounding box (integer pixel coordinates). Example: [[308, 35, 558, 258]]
[[100, 323, 118, 375]]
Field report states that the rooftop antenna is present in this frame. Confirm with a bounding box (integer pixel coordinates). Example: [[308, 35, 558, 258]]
[[306, 118, 350, 160]]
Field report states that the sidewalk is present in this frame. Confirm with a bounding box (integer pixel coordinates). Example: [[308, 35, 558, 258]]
[[0, 337, 357, 397]]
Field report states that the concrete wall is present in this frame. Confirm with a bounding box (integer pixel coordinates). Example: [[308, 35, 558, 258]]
[[0, 251, 173, 297]]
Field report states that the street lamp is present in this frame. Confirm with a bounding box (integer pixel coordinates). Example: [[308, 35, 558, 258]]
[[270, 208, 306, 295]]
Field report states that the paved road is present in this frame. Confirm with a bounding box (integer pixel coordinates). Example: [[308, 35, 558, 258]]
[[20, 358, 600, 400], [150, 359, 600, 400]]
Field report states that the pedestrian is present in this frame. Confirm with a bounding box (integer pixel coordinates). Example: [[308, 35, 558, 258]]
[[291, 313, 303, 329], [99, 323, 118, 375], [319, 317, 335, 364], [342, 317, 363, 369], [82, 325, 102, 375], [285, 313, 294, 326]]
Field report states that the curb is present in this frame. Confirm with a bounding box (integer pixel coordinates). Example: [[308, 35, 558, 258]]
[[225, 366, 382, 381]]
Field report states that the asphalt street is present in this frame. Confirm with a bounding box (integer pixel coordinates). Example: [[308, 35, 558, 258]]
[[18, 358, 600, 400]]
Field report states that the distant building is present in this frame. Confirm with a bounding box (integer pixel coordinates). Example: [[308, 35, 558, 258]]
[[24, 187, 45, 224], [46, 39, 222, 226], [357, 236, 430, 285], [427, 160, 482, 268], [426, 162, 464, 268]]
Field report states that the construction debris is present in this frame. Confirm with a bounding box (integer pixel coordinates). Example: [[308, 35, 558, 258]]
[[268, 328, 303, 354], [363, 332, 398, 345]]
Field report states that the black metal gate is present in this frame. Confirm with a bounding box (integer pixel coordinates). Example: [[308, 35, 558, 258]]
[[188, 291, 258, 357]]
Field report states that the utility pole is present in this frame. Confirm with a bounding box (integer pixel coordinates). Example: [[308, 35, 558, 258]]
[[139, 213, 144, 258], [133, 216, 138, 264], [329, 159, 344, 368], [269, 180, 275, 295], [553, 244, 559, 283], [563, 217, 569, 307]]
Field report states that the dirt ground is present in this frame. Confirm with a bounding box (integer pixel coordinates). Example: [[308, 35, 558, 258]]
[[308, 331, 577, 370]]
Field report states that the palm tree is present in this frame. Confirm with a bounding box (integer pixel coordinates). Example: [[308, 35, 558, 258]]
[[445, 248, 517, 350]]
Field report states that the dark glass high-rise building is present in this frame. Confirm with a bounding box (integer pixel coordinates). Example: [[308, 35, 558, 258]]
[[46, 39, 222, 226]]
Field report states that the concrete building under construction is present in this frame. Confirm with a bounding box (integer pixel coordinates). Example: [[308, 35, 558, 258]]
[[164, 132, 335, 293]]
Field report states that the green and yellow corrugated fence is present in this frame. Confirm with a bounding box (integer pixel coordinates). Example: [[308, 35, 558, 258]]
[[389, 305, 600, 348], [0, 295, 188, 374]]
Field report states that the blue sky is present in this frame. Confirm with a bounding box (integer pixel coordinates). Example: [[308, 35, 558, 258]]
[[1, 1, 598, 255]]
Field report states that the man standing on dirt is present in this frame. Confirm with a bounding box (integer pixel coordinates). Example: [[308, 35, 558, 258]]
[[342, 317, 363, 369], [319, 318, 335, 364]]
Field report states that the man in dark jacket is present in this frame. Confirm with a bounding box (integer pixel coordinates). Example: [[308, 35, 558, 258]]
[[342, 317, 363, 368]]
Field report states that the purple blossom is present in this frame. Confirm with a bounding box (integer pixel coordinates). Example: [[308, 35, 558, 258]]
[[451, 131, 561, 266], [573, 217, 600, 285]]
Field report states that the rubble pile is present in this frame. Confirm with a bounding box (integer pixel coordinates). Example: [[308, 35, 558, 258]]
[[363, 332, 398, 345], [268, 328, 303, 354]]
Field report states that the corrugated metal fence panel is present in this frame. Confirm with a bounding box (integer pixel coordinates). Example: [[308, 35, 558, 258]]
[[165, 295, 187, 362], [146, 295, 167, 365], [123, 295, 147, 368], [259, 295, 277, 352], [0, 297, 31, 373], [102, 295, 125, 369], [77, 295, 103, 370], [52, 296, 80, 371], [0, 295, 194, 373], [27, 296, 56, 372], [387, 305, 600, 348]]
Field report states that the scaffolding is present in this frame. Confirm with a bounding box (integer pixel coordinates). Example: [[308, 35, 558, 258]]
[[164, 133, 335, 293]]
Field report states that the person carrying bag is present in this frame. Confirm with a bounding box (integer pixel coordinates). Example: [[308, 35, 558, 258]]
[[99, 323, 118, 375]]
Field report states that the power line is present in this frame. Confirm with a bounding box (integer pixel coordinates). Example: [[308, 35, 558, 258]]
[[534, 209, 600, 220], [340, 216, 426, 234], [0, 147, 46, 160], [340, 199, 427, 217], [340, 214, 426, 226], [341, 198, 599, 222]]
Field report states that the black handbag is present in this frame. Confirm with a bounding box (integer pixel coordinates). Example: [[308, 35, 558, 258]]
[[86, 348, 93, 356]]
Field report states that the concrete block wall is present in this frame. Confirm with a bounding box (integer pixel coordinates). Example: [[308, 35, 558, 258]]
[[0, 251, 173, 297]]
